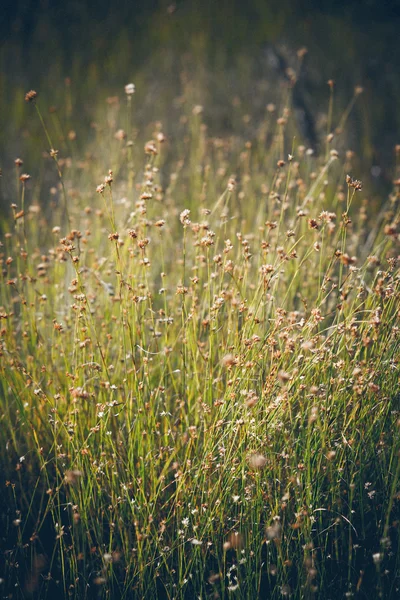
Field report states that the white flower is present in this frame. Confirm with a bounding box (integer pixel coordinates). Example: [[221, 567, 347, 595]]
[[125, 83, 135, 95]]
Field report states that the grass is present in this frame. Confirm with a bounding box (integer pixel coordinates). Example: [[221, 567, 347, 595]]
[[0, 73, 399, 600]]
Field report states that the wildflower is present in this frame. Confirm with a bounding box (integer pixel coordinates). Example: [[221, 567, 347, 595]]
[[64, 470, 82, 485], [144, 140, 158, 155], [278, 370, 291, 382], [25, 90, 38, 103], [104, 170, 113, 185], [96, 183, 105, 194], [180, 209, 191, 226], [225, 532, 243, 550], [125, 83, 135, 95], [227, 176, 236, 192], [137, 238, 150, 249], [346, 174, 363, 191], [266, 519, 282, 540], [248, 453, 267, 469], [19, 173, 31, 182], [114, 129, 126, 141], [372, 553, 382, 564]]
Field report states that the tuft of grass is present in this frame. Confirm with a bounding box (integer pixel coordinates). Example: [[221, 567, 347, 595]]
[[0, 77, 399, 600]]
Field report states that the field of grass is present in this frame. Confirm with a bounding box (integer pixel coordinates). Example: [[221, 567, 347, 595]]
[[0, 70, 399, 599]]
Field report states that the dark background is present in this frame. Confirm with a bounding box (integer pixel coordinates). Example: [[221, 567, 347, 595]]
[[1, 0, 400, 193]]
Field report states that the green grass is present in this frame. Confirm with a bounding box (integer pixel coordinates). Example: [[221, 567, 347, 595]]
[[0, 76, 399, 599]]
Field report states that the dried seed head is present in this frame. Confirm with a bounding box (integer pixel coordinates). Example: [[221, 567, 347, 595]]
[[266, 519, 282, 540], [114, 129, 127, 141], [221, 354, 236, 367], [144, 140, 158, 155], [248, 453, 267, 469], [64, 470, 82, 485], [125, 83, 135, 95], [227, 176, 236, 192], [346, 174, 363, 191], [180, 209, 191, 226], [224, 532, 243, 550], [25, 90, 38, 103], [104, 170, 113, 185]]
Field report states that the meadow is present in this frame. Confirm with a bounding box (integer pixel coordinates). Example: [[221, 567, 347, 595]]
[[0, 55, 399, 599]]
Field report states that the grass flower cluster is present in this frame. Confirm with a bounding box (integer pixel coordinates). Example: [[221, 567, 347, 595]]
[[0, 80, 399, 599]]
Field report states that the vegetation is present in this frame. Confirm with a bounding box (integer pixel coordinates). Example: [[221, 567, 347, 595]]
[[0, 68, 399, 599]]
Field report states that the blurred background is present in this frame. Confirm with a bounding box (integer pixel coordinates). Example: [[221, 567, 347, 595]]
[[1, 0, 400, 202]]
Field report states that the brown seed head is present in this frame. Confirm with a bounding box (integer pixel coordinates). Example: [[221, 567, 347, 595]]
[[25, 90, 38, 103]]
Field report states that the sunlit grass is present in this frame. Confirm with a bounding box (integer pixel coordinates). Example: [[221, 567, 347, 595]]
[[0, 77, 399, 599]]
